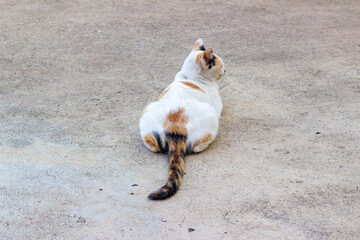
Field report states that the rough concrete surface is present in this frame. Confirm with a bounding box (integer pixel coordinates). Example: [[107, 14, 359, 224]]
[[1, 0, 360, 239]]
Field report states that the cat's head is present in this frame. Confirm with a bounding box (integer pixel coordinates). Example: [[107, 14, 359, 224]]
[[181, 38, 226, 81]]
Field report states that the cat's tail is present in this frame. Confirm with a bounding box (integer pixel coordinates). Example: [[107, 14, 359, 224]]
[[148, 132, 187, 200]]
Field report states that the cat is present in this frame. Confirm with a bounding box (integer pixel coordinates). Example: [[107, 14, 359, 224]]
[[139, 39, 226, 200]]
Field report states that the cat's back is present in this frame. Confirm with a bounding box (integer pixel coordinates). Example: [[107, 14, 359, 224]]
[[140, 79, 219, 142], [160, 79, 212, 104], [144, 79, 217, 119]]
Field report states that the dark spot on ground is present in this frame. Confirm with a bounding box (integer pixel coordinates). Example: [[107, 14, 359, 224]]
[[76, 217, 86, 223]]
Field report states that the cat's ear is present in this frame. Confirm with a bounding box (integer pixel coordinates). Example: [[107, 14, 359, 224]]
[[198, 48, 213, 68], [203, 48, 213, 62], [193, 38, 205, 51]]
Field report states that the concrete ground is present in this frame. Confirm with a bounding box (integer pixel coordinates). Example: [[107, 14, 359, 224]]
[[1, 0, 360, 239]]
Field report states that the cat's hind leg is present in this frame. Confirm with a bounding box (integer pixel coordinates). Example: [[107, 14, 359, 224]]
[[192, 133, 213, 153], [143, 132, 165, 153]]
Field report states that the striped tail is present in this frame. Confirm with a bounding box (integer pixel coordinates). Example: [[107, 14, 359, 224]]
[[148, 132, 187, 200]]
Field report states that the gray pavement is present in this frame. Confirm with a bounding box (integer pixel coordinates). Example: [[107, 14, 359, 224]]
[[1, 1, 360, 239]]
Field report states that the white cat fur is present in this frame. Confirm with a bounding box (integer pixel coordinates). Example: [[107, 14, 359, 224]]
[[139, 38, 226, 153]]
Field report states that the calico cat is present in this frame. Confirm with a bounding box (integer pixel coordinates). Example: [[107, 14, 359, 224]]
[[139, 39, 226, 200]]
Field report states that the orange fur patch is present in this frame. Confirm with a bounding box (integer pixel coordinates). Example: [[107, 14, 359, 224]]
[[163, 108, 189, 135], [159, 88, 169, 99], [215, 58, 222, 67], [193, 42, 200, 50], [180, 81, 205, 94], [161, 132, 166, 149], [144, 133, 161, 152], [203, 48, 213, 62], [195, 53, 202, 64], [193, 133, 212, 148]]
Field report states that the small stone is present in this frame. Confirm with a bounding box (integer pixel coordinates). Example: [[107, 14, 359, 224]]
[[129, 192, 134, 195], [76, 217, 86, 223], [99, 188, 103, 191], [188, 228, 195, 232], [315, 132, 321, 134], [131, 184, 138, 187]]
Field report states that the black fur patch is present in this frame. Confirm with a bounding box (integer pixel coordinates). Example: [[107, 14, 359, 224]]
[[180, 149, 186, 159], [148, 182, 177, 200], [153, 131, 165, 152], [207, 56, 216, 67], [169, 165, 179, 172], [199, 45, 205, 51], [186, 143, 192, 154], [164, 131, 187, 141], [168, 150, 186, 160], [164, 141, 169, 153]]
